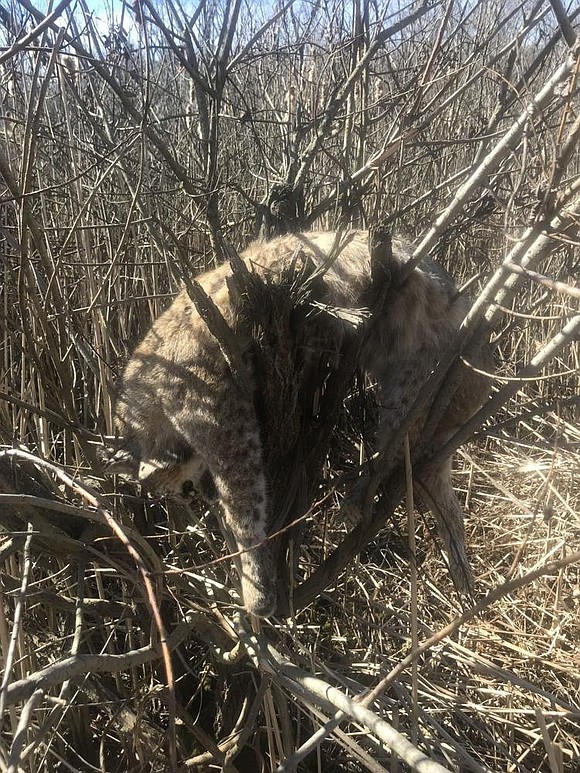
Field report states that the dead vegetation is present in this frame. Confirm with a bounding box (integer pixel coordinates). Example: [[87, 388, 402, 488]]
[[0, 0, 579, 771]]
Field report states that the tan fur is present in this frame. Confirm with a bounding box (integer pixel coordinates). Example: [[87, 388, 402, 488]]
[[107, 231, 490, 617]]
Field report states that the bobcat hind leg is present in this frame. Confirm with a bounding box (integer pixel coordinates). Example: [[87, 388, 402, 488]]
[[181, 396, 276, 619], [418, 457, 474, 593]]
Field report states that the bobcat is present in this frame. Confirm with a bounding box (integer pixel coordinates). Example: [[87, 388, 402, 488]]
[[105, 231, 490, 617]]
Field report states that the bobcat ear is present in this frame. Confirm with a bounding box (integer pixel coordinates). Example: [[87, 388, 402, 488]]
[[364, 224, 401, 310], [369, 224, 397, 286], [198, 470, 219, 503]]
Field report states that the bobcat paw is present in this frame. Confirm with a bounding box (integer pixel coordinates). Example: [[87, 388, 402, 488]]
[[243, 583, 277, 619], [100, 447, 138, 474], [448, 547, 475, 595], [239, 545, 277, 618]]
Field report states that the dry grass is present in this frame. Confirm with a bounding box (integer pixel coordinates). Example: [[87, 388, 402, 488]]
[[2, 425, 578, 771]]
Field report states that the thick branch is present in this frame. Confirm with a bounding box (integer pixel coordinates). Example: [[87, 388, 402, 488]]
[[236, 621, 452, 773], [3, 615, 195, 707]]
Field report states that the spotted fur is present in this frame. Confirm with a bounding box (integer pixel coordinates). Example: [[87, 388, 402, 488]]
[[106, 231, 490, 617]]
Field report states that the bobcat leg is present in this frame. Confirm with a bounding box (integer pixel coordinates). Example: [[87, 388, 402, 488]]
[[191, 404, 275, 618], [340, 361, 429, 524], [373, 360, 475, 590], [214, 467, 275, 619], [418, 458, 473, 592]]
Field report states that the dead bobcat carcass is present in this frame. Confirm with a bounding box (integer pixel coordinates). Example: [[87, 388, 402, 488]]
[[105, 231, 490, 617]]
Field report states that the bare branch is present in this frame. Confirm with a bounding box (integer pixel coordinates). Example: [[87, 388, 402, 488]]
[[2, 615, 195, 707], [548, 0, 577, 48], [236, 620, 453, 773]]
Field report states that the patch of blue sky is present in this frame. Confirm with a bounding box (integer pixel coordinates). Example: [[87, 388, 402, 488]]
[[16, 0, 404, 53]]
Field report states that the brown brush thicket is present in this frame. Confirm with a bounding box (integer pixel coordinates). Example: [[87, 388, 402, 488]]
[[0, 0, 579, 771]]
